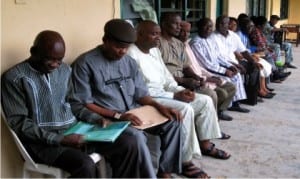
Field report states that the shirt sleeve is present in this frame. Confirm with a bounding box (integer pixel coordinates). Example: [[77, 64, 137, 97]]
[[71, 56, 94, 104], [67, 76, 104, 124], [233, 32, 247, 53], [1, 74, 64, 145], [190, 38, 228, 75]]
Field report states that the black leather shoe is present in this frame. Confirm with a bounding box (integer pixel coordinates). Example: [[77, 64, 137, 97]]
[[228, 106, 250, 113], [258, 93, 273, 99], [278, 71, 291, 79], [285, 63, 297, 69], [218, 112, 233, 121]]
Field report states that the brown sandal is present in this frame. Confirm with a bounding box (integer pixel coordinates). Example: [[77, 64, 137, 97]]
[[201, 143, 231, 160], [181, 162, 210, 178]]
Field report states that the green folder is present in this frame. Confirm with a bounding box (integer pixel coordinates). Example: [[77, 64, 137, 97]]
[[64, 121, 130, 142]]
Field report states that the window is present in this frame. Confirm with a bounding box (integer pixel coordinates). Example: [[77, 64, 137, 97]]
[[120, 0, 206, 33], [216, 0, 224, 17], [280, 0, 289, 19], [247, 0, 266, 17], [155, 0, 206, 33]]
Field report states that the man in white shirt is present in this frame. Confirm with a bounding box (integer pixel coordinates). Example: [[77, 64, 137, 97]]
[[178, 21, 236, 121], [127, 20, 231, 175], [190, 17, 250, 112]]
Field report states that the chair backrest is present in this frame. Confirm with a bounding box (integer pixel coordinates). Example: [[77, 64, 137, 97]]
[[1, 110, 39, 169]]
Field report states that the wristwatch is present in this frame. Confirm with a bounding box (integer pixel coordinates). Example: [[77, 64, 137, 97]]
[[113, 112, 122, 120]]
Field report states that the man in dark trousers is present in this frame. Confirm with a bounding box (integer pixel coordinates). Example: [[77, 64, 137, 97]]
[[71, 19, 183, 178]]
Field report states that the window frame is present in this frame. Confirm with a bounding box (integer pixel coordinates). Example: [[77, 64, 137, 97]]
[[247, 0, 266, 17], [280, 0, 289, 19]]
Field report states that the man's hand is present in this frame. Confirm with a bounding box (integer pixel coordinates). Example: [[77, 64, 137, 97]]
[[207, 76, 222, 86], [225, 69, 235, 77], [181, 78, 202, 90], [97, 118, 111, 128], [156, 105, 182, 121], [61, 134, 85, 148], [236, 64, 246, 74], [228, 65, 238, 74], [174, 89, 195, 102], [120, 113, 143, 126]]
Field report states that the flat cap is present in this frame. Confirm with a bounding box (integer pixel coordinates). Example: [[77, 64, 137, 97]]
[[104, 19, 136, 44]]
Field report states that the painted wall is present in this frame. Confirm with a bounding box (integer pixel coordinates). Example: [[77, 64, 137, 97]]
[[226, 0, 247, 18], [1, 0, 299, 177], [1, 0, 120, 177], [288, 0, 300, 24]]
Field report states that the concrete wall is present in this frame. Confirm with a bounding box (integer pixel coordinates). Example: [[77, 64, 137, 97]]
[[1, 0, 299, 177], [1, 0, 120, 177], [288, 0, 300, 23], [227, 0, 247, 18]]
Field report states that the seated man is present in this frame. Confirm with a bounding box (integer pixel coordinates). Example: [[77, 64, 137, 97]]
[[263, 15, 296, 69], [212, 15, 261, 106], [71, 19, 183, 178], [189, 17, 249, 112], [178, 21, 236, 121], [236, 17, 275, 98], [249, 16, 291, 83], [1, 30, 159, 178], [128, 20, 230, 163]]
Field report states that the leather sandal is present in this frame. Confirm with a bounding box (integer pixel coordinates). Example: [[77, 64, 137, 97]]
[[201, 143, 231, 160], [181, 162, 210, 178]]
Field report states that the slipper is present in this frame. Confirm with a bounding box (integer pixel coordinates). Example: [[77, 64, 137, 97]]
[[201, 143, 231, 160], [181, 162, 209, 178], [219, 132, 231, 140]]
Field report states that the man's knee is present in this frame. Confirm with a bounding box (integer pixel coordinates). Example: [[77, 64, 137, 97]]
[[194, 93, 215, 109], [79, 156, 97, 177]]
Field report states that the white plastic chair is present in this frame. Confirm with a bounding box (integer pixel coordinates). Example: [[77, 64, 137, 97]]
[[1, 111, 106, 178]]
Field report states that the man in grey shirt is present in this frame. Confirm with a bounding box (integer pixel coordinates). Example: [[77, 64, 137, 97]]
[[71, 19, 183, 178]]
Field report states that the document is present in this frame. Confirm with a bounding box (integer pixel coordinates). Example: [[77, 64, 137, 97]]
[[126, 105, 169, 130], [64, 121, 130, 142]]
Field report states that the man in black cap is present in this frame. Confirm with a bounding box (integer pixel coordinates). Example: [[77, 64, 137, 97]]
[[71, 19, 183, 178]]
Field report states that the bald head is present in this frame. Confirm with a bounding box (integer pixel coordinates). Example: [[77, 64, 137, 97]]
[[136, 20, 159, 35], [135, 20, 161, 53], [29, 30, 65, 74], [216, 15, 230, 36], [31, 30, 65, 55]]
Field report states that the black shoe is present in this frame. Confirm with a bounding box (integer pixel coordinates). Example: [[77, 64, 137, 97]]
[[218, 111, 233, 121], [277, 71, 291, 79], [258, 93, 273, 99], [285, 63, 297, 69], [228, 106, 250, 113], [266, 87, 274, 91]]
